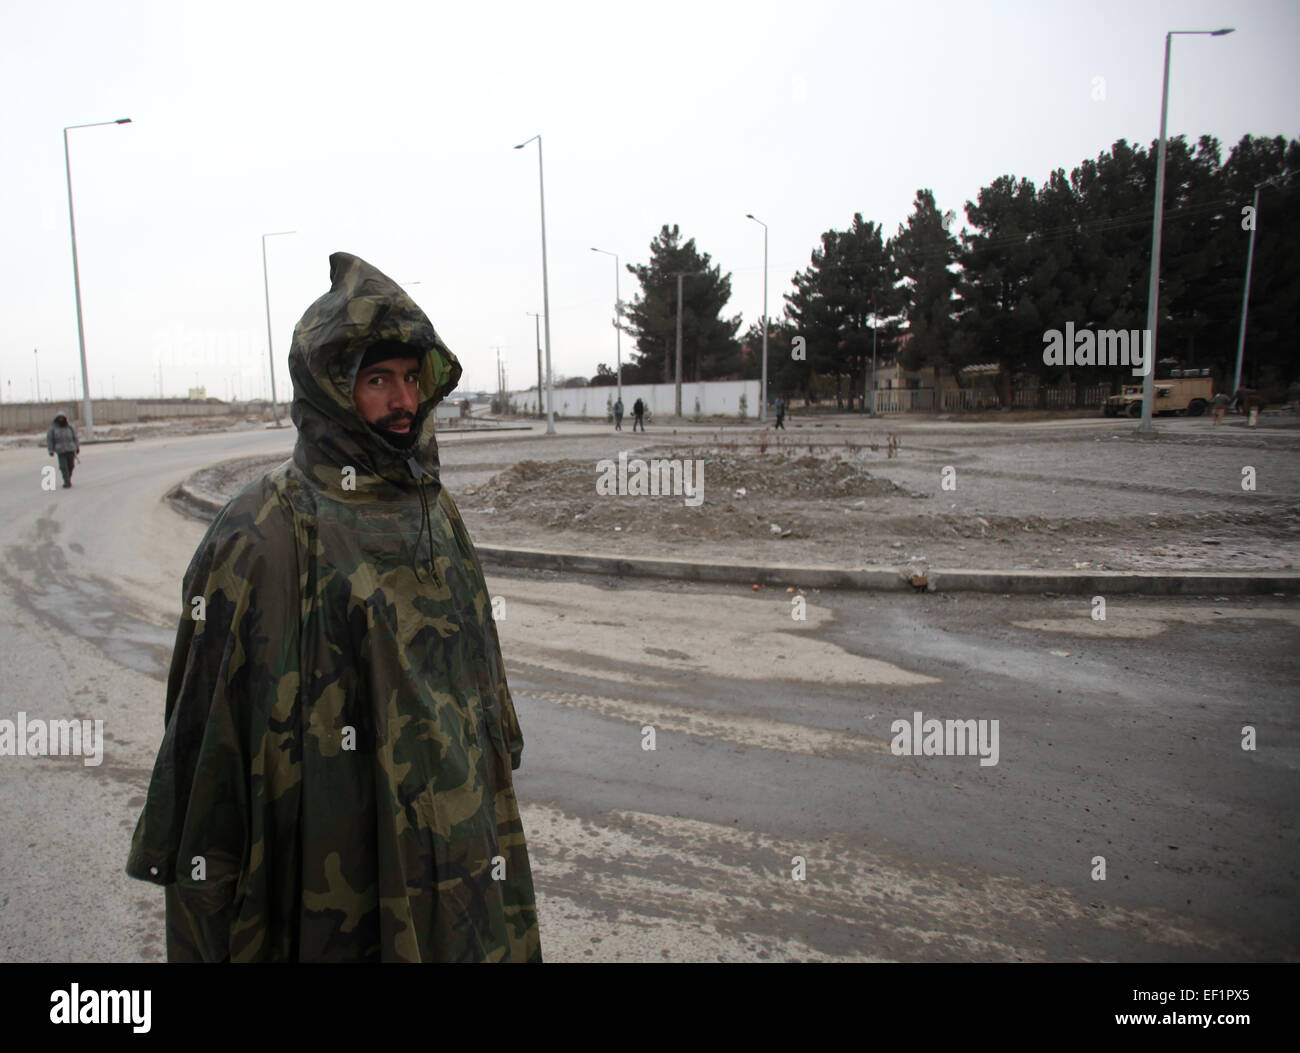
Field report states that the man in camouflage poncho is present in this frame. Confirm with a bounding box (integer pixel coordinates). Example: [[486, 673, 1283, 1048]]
[[127, 253, 541, 962]]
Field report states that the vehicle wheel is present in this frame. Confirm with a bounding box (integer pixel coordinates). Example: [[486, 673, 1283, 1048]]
[[1186, 400, 1206, 417], [1126, 401, 1142, 418]]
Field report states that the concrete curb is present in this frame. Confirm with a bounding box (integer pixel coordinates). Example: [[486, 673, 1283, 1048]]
[[167, 481, 227, 522], [476, 545, 1299, 596], [172, 478, 1298, 596]]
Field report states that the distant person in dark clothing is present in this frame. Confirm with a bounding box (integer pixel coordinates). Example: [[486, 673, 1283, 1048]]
[[774, 396, 786, 430], [1213, 391, 1230, 425], [632, 397, 645, 431], [1233, 388, 1263, 421], [46, 413, 80, 488], [613, 397, 624, 431]]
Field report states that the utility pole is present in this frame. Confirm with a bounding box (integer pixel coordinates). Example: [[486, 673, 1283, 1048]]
[[514, 134, 555, 434], [1233, 176, 1279, 395], [494, 346, 507, 416], [64, 117, 132, 439], [591, 247, 623, 404], [745, 214, 769, 422], [526, 312, 543, 418], [868, 292, 878, 417], [33, 349, 41, 404], [671, 271, 706, 417], [261, 230, 295, 427]]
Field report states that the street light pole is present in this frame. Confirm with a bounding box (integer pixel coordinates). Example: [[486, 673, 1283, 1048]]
[[261, 230, 295, 427], [676, 273, 685, 417], [494, 346, 507, 415], [1233, 177, 1277, 395], [515, 135, 555, 435], [64, 117, 131, 438], [1140, 27, 1234, 435], [526, 312, 543, 418], [746, 214, 768, 423], [591, 247, 623, 403]]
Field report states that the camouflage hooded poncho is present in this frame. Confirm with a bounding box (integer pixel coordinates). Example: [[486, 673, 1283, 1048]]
[[127, 253, 541, 962]]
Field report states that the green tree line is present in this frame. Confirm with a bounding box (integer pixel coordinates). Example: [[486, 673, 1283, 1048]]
[[594, 134, 1297, 404]]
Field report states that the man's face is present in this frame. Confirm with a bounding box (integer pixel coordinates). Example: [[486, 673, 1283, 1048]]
[[352, 355, 422, 439]]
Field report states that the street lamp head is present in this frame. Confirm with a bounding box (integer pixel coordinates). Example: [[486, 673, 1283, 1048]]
[[115, 118, 132, 124], [1211, 27, 1234, 35]]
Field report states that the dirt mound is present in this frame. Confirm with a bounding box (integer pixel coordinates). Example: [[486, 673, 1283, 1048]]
[[458, 446, 909, 546], [470, 446, 905, 506]]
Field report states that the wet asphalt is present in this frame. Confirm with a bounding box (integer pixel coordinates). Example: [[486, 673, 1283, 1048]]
[[0, 426, 1296, 961]]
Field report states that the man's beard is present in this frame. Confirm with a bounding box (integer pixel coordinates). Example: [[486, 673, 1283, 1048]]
[[369, 413, 420, 449]]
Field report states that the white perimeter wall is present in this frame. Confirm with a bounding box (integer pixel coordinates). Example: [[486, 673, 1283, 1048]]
[[508, 379, 760, 419]]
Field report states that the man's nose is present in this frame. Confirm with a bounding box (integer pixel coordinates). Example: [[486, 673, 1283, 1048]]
[[389, 382, 419, 414]]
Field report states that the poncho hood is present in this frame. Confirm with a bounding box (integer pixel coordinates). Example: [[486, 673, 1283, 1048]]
[[289, 252, 462, 494]]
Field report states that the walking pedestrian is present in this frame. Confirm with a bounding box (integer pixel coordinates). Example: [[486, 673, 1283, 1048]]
[[46, 413, 80, 488], [613, 397, 624, 431], [632, 397, 645, 431], [1212, 391, 1230, 425], [774, 395, 786, 430]]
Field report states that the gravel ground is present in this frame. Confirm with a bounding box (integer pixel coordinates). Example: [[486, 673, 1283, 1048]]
[[186, 413, 1300, 572]]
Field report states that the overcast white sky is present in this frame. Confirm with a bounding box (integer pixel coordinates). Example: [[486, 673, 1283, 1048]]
[[2, 0, 1296, 402]]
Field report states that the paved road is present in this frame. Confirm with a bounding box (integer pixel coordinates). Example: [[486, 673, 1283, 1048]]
[[1, 426, 1296, 961]]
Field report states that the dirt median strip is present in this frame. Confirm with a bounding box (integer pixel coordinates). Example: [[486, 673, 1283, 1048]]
[[170, 476, 1299, 594], [170, 425, 1300, 596]]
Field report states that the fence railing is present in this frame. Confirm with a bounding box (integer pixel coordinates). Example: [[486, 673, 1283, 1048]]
[[872, 389, 935, 413], [870, 384, 1110, 414]]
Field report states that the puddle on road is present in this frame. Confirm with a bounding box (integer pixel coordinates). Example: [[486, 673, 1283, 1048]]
[[1012, 604, 1300, 639], [524, 687, 891, 758], [2, 512, 173, 679]]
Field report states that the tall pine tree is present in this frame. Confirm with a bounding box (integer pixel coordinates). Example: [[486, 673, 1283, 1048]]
[[892, 189, 961, 379], [623, 225, 743, 384], [785, 214, 897, 408]]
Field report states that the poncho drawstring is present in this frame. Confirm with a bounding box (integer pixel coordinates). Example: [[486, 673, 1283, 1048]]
[[408, 455, 440, 586]]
